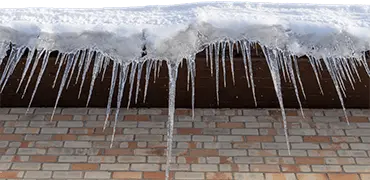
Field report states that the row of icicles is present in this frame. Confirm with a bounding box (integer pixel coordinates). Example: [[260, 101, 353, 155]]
[[0, 40, 369, 180]]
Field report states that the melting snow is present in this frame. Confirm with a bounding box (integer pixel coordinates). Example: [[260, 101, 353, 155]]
[[0, 2, 370, 180]]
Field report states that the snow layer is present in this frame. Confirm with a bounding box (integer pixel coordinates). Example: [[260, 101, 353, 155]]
[[0, 2, 370, 61]]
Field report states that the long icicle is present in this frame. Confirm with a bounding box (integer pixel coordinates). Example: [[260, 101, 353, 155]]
[[214, 43, 220, 105], [51, 54, 74, 120], [27, 50, 50, 113], [261, 46, 290, 154], [52, 54, 66, 88], [228, 41, 236, 86], [165, 61, 180, 180], [66, 50, 81, 89], [0, 46, 26, 92], [103, 61, 118, 130], [127, 62, 138, 109], [110, 63, 128, 148], [246, 42, 257, 106], [22, 49, 45, 99], [143, 60, 154, 103], [75, 49, 87, 84], [135, 61, 144, 104], [307, 56, 324, 95], [86, 53, 104, 106], [78, 51, 93, 99], [16, 48, 35, 93], [221, 41, 227, 87]]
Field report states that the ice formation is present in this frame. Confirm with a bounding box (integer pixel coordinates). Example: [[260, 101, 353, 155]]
[[1, 2, 370, 179]]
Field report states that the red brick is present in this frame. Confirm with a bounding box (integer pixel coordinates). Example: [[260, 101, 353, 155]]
[[0, 171, 22, 178], [105, 149, 133, 155], [175, 109, 191, 115], [297, 173, 327, 180], [270, 110, 298, 116], [342, 116, 369, 122], [185, 156, 199, 164], [361, 174, 370, 180], [281, 165, 309, 172], [46, 115, 73, 121], [30, 156, 57, 162], [206, 172, 232, 180], [190, 149, 218, 156], [0, 135, 23, 141], [216, 122, 245, 128], [220, 157, 233, 164], [113, 172, 142, 179], [143, 172, 165, 179], [52, 135, 77, 141], [246, 136, 274, 142], [250, 165, 280, 172], [296, 157, 325, 165], [71, 163, 99, 170], [124, 115, 149, 121], [265, 173, 296, 180], [328, 174, 359, 180], [177, 128, 202, 135], [304, 136, 331, 142], [95, 127, 123, 135], [69, 128, 94, 134]]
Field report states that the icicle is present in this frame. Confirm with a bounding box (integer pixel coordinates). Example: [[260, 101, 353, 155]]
[[293, 56, 306, 100], [135, 61, 144, 104], [157, 60, 162, 78], [286, 54, 305, 118], [246, 42, 257, 106], [143, 60, 154, 103], [153, 60, 158, 83], [209, 45, 214, 77], [322, 57, 349, 124], [103, 62, 118, 130], [261, 46, 290, 154], [235, 40, 240, 54], [78, 51, 94, 99], [66, 50, 81, 89], [52, 54, 66, 88], [75, 49, 87, 84], [101, 57, 110, 81], [228, 41, 236, 86], [0, 43, 10, 67], [187, 60, 190, 91], [349, 58, 361, 82], [240, 41, 250, 87], [221, 41, 227, 87], [308, 56, 324, 95], [54, 52, 60, 65], [86, 53, 104, 106], [278, 52, 288, 82], [27, 50, 50, 113], [214, 43, 220, 105], [110, 63, 128, 148], [187, 55, 196, 119], [51, 54, 74, 120], [127, 62, 138, 109], [165, 61, 180, 180], [205, 46, 209, 67], [0, 46, 26, 92], [22, 49, 45, 99], [16, 48, 35, 93]]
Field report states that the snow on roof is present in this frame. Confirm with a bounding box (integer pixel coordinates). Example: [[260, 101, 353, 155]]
[[0, 2, 369, 61]]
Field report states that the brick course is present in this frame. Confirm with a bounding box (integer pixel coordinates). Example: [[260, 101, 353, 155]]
[[0, 108, 370, 179]]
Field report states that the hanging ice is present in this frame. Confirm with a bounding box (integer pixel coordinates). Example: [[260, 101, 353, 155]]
[[0, 2, 370, 179]]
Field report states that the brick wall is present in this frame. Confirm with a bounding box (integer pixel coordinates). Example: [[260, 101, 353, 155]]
[[0, 108, 370, 179]]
